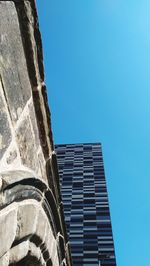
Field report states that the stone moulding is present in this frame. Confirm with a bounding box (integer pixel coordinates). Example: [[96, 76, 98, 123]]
[[0, 0, 72, 264], [13, 0, 54, 158], [0, 170, 68, 265]]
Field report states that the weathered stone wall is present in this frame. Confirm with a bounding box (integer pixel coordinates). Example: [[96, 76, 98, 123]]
[[0, 1, 72, 265]]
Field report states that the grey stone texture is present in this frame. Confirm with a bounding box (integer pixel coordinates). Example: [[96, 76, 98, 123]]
[[0, 1, 72, 265], [0, 82, 12, 160], [0, 1, 31, 123]]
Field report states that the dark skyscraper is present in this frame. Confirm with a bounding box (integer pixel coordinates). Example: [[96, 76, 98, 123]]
[[55, 143, 116, 266]]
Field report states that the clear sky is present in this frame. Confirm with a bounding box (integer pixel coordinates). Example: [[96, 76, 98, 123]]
[[37, 1, 150, 265]]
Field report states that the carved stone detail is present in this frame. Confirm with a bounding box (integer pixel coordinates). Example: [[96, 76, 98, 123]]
[[0, 0, 72, 265]]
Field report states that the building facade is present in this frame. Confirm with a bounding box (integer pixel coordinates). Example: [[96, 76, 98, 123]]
[[55, 143, 116, 266], [0, 1, 72, 265]]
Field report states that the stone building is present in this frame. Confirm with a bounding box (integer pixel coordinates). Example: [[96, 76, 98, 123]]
[[0, 1, 72, 265]]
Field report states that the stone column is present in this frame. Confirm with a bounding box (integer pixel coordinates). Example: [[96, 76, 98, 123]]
[[0, 1, 72, 265]]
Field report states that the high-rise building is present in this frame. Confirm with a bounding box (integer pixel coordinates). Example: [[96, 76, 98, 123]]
[[55, 143, 116, 266]]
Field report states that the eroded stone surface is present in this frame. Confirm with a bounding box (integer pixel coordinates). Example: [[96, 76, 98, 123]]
[[36, 208, 48, 242], [0, 1, 31, 123], [0, 252, 9, 266], [0, 79, 12, 160], [16, 202, 39, 240], [0, 0, 72, 265], [0, 207, 17, 257], [15, 116, 40, 173], [38, 149, 47, 182], [28, 100, 40, 148], [6, 149, 17, 165], [9, 240, 29, 264]]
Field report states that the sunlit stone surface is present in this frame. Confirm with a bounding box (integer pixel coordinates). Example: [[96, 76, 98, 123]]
[[0, 1, 72, 265]]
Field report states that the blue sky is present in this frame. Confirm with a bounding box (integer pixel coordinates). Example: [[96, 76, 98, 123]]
[[37, 1, 150, 265]]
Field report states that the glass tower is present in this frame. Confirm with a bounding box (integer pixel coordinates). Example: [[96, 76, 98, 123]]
[[55, 143, 116, 266]]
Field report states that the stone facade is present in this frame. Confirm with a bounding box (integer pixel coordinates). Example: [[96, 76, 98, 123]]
[[0, 1, 72, 265]]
